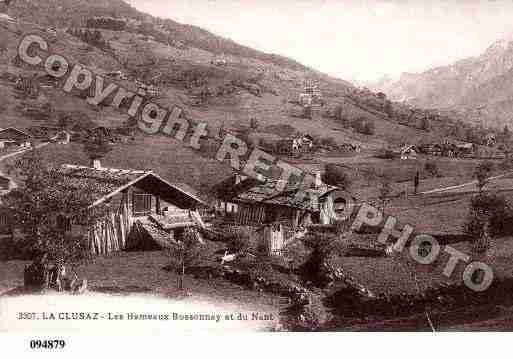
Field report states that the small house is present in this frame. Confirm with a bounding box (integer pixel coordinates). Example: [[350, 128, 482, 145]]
[[216, 172, 340, 227], [399, 145, 418, 160], [0, 174, 11, 191], [419, 143, 442, 156], [52, 162, 208, 255], [0, 128, 31, 149], [485, 134, 497, 147], [215, 172, 347, 256], [455, 142, 475, 157]]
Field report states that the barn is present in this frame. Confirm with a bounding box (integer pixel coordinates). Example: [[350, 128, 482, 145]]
[[53, 163, 208, 255]]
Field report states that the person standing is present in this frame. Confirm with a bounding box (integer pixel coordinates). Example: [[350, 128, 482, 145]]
[[414, 170, 420, 195]]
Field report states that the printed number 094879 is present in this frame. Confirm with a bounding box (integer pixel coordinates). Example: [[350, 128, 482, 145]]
[[30, 340, 66, 349]]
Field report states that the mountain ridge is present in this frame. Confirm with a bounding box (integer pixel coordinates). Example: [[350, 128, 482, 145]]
[[374, 37, 513, 129]]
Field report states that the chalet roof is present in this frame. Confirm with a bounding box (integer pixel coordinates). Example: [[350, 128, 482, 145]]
[[225, 176, 337, 211], [56, 164, 206, 208], [0, 127, 31, 138]]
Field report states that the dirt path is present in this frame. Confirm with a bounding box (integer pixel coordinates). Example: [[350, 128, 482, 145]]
[[421, 170, 513, 195]]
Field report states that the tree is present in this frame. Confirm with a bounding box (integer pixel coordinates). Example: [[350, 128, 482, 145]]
[[303, 233, 347, 286], [474, 161, 494, 192], [333, 104, 349, 127], [465, 192, 512, 255], [249, 117, 259, 131], [419, 116, 430, 131], [362, 121, 375, 135], [228, 227, 253, 254], [83, 131, 112, 162], [322, 163, 351, 190], [56, 112, 71, 129], [377, 175, 392, 214], [2, 150, 107, 288], [167, 227, 204, 290], [503, 125, 511, 141], [93, 30, 102, 44], [424, 161, 439, 178]]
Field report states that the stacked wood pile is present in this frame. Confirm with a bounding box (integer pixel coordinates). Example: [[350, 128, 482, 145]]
[[87, 192, 131, 255]]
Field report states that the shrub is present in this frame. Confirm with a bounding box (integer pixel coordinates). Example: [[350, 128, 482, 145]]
[[474, 161, 495, 191], [464, 193, 513, 239], [499, 158, 513, 170], [424, 161, 440, 178], [262, 124, 297, 138], [228, 230, 252, 254], [319, 136, 337, 149], [224, 226, 259, 251], [375, 148, 396, 159], [361, 121, 375, 135], [249, 117, 259, 131], [332, 105, 349, 127], [352, 118, 375, 135], [302, 233, 348, 286], [322, 163, 351, 190], [419, 117, 430, 131]]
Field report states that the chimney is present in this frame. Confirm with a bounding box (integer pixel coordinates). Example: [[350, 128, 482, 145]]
[[92, 159, 101, 169], [314, 171, 322, 188]]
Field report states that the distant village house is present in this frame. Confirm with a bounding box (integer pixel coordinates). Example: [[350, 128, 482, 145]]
[[0, 128, 32, 150]]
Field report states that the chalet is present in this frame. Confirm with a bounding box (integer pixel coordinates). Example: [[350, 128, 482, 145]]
[[104, 70, 128, 81], [37, 74, 60, 88], [0, 128, 31, 149], [87, 126, 120, 143], [399, 145, 418, 160], [50, 163, 207, 255], [455, 142, 475, 157], [50, 130, 71, 144], [211, 58, 227, 67], [135, 80, 160, 98], [216, 172, 340, 227], [46, 27, 57, 38], [485, 134, 497, 147], [215, 172, 349, 256], [419, 143, 442, 156], [0, 174, 11, 192], [28, 125, 60, 140], [270, 135, 314, 156]]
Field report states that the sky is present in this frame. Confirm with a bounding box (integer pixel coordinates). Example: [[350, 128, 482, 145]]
[[128, 0, 513, 84]]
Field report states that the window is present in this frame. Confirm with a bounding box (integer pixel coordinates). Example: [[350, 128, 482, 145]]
[[133, 193, 152, 216]]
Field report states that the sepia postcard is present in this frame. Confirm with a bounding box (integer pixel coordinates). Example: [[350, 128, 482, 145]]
[[2, 0, 513, 352]]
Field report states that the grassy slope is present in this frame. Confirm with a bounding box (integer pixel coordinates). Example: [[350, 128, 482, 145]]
[[0, 18, 456, 194], [0, 251, 287, 312]]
